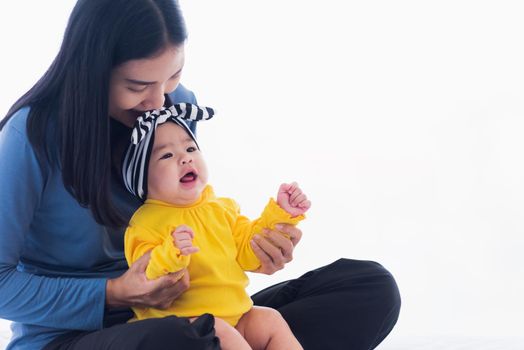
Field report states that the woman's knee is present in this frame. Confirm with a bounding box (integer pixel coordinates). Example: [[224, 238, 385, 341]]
[[324, 259, 401, 346], [375, 262, 401, 313], [332, 258, 401, 307]]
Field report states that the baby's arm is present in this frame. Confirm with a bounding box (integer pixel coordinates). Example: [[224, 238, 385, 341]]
[[223, 192, 306, 271], [124, 223, 196, 280], [277, 182, 311, 217]]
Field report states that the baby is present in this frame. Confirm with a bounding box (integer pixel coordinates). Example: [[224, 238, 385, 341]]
[[122, 103, 310, 350]]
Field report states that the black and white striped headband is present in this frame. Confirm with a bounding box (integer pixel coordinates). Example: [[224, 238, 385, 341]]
[[122, 103, 214, 200]]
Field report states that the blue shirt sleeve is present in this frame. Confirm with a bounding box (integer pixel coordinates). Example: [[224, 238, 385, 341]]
[[0, 109, 106, 331]]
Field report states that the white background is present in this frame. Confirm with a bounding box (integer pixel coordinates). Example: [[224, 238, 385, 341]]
[[1, 1, 524, 348]]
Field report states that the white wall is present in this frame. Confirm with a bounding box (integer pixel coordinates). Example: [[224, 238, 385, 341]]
[[1, 0, 523, 344]]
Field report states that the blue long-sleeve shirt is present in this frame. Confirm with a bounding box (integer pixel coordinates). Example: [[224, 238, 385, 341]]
[[0, 85, 197, 349]]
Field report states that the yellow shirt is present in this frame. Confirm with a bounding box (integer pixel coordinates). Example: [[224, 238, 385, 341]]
[[124, 185, 304, 326]]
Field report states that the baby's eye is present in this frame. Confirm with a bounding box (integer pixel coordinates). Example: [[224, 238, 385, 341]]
[[160, 152, 173, 160], [187, 146, 197, 152]]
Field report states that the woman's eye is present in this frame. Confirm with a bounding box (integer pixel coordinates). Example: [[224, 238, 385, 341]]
[[127, 86, 147, 93], [160, 152, 173, 160], [187, 146, 197, 152]]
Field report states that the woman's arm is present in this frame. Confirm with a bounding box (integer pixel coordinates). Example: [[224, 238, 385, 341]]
[[0, 265, 107, 330], [0, 114, 107, 330]]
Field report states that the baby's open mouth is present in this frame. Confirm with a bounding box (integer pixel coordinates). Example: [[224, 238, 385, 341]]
[[180, 171, 198, 183]]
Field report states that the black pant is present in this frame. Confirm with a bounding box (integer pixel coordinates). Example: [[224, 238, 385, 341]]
[[44, 259, 401, 350]]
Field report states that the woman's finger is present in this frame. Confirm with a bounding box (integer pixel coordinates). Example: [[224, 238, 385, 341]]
[[253, 235, 285, 269], [130, 251, 151, 273], [265, 230, 294, 262], [151, 269, 190, 308], [250, 239, 278, 275], [276, 224, 302, 246]]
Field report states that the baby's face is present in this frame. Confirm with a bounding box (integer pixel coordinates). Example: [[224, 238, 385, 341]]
[[147, 123, 208, 205]]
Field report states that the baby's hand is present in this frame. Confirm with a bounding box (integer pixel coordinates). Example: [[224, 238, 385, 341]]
[[172, 225, 199, 256], [277, 182, 311, 217]]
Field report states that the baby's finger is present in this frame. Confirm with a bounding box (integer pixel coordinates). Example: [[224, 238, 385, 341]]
[[174, 232, 192, 241], [174, 228, 194, 239], [278, 183, 291, 194], [176, 239, 194, 249], [291, 193, 307, 207], [174, 237, 194, 250], [175, 225, 194, 236], [287, 182, 298, 193], [180, 246, 199, 256], [289, 188, 303, 203], [175, 224, 192, 232], [299, 199, 312, 210]]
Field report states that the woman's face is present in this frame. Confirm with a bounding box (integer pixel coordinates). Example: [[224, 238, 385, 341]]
[[109, 45, 185, 127]]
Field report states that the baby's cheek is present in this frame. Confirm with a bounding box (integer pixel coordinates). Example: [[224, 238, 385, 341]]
[[161, 174, 181, 194], [148, 168, 165, 192]]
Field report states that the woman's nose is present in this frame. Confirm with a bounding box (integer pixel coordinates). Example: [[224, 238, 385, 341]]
[[141, 87, 165, 110]]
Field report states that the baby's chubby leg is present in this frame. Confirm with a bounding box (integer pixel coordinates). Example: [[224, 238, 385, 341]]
[[236, 306, 303, 350]]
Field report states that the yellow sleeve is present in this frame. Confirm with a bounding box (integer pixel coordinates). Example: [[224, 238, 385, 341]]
[[221, 198, 305, 271], [124, 223, 190, 280]]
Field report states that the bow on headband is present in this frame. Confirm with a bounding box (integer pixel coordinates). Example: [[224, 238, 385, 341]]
[[122, 103, 215, 200], [131, 103, 214, 145]]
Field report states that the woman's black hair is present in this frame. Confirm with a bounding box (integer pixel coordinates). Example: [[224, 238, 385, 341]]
[[0, 0, 187, 227]]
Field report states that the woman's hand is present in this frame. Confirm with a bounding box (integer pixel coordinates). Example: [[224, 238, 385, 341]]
[[250, 224, 302, 275], [106, 252, 189, 309]]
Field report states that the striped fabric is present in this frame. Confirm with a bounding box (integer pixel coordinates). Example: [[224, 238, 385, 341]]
[[122, 103, 214, 200]]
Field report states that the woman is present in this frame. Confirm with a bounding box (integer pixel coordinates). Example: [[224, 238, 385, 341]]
[[0, 0, 400, 349]]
